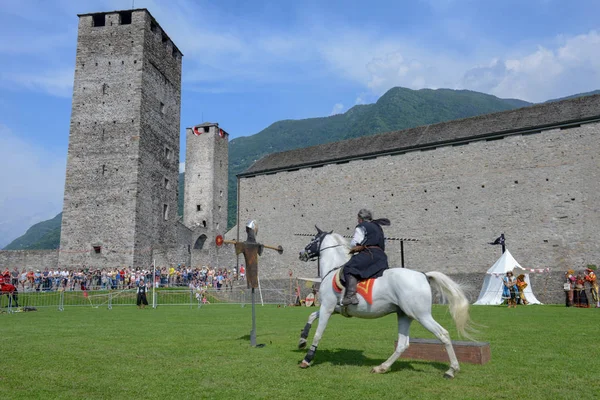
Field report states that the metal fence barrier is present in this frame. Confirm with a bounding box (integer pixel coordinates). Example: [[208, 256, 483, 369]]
[[0, 287, 293, 311]]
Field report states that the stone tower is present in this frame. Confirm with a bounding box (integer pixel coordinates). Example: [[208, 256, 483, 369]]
[[58, 9, 182, 269], [184, 123, 229, 255]]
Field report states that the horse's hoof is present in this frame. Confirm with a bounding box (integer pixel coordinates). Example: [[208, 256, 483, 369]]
[[298, 339, 307, 349], [443, 372, 454, 379], [370, 366, 387, 374], [299, 360, 311, 369]]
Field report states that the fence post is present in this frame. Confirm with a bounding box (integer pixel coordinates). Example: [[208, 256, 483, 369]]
[[108, 292, 112, 310], [59, 290, 64, 311]]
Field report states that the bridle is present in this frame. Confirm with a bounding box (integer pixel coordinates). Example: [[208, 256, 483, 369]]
[[300, 232, 344, 277]]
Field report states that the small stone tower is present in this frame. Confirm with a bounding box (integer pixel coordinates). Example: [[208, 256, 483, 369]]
[[184, 123, 229, 255], [58, 9, 182, 269]]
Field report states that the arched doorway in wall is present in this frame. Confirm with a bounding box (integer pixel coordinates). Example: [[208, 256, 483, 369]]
[[194, 234, 208, 250]]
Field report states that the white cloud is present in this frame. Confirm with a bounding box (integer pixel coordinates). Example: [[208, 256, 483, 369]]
[[329, 103, 344, 115], [179, 162, 185, 173], [1, 68, 74, 98], [0, 125, 65, 246], [461, 30, 600, 102]]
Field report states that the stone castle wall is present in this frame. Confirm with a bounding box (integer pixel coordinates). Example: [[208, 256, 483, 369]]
[[235, 121, 600, 296], [0, 250, 59, 271], [58, 9, 181, 269]]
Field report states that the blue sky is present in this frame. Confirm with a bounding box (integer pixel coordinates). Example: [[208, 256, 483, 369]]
[[1, 0, 599, 246]]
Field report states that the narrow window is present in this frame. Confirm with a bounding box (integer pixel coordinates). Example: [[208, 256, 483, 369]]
[[164, 178, 170, 190], [196, 205, 201, 212], [160, 102, 165, 113], [119, 11, 132, 25], [93, 246, 102, 254], [163, 204, 169, 220], [92, 14, 105, 27], [165, 147, 172, 160]]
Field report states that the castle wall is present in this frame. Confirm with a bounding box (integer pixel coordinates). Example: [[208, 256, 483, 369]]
[[236, 121, 600, 293], [0, 250, 59, 271]]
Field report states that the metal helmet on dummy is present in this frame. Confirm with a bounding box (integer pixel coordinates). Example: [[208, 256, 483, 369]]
[[246, 220, 258, 236], [246, 220, 258, 242]]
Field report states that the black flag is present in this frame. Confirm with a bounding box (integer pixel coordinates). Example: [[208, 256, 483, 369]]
[[489, 234, 505, 246]]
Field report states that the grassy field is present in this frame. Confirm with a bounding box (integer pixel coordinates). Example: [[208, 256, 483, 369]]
[[2, 304, 599, 399]]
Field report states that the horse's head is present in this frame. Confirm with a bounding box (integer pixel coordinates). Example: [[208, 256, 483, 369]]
[[298, 226, 331, 262]]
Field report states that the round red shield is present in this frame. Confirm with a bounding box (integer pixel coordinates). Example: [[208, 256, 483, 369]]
[[215, 235, 224, 247]]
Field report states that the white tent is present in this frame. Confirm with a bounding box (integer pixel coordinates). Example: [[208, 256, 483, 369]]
[[474, 250, 542, 305]]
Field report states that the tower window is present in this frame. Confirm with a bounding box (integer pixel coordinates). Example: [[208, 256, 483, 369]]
[[202, 220, 207, 228], [165, 146, 172, 160], [93, 245, 102, 254], [160, 102, 165, 113], [163, 204, 169, 220], [92, 14, 105, 27], [196, 205, 201, 211], [164, 178, 170, 190], [119, 11, 132, 25]]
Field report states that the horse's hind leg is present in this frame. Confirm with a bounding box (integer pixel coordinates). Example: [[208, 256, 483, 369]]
[[372, 314, 412, 374], [419, 315, 460, 379], [298, 310, 320, 349]]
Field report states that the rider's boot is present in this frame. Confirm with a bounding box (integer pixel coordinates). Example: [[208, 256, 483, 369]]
[[342, 275, 359, 306]]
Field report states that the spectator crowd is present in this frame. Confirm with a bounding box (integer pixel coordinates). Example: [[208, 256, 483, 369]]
[[1, 264, 242, 293]]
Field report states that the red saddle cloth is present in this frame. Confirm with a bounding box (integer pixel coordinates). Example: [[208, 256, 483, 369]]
[[332, 270, 376, 305]]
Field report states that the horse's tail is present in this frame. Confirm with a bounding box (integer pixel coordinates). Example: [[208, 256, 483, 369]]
[[425, 271, 475, 341]]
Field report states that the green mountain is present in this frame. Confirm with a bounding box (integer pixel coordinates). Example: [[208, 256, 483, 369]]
[[4, 213, 62, 250], [8, 86, 597, 250]]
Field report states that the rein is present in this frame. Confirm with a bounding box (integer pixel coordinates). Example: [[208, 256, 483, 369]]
[[316, 241, 344, 278]]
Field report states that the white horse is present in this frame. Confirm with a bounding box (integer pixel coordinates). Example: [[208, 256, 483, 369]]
[[297, 227, 473, 378]]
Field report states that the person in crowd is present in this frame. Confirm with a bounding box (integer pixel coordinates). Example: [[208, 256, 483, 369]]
[[502, 270, 518, 308], [341, 208, 391, 306], [19, 268, 27, 291], [584, 266, 599, 308], [516, 274, 529, 305]]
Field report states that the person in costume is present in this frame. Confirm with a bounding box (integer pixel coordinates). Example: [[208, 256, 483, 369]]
[[516, 274, 529, 305], [564, 270, 575, 307], [574, 274, 589, 308], [136, 277, 149, 309], [341, 209, 390, 306], [584, 266, 599, 308], [502, 270, 518, 308]]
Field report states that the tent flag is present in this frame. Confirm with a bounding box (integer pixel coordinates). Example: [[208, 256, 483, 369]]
[[489, 234, 505, 246]]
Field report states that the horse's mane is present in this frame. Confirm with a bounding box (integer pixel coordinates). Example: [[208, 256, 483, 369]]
[[328, 232, 350, 250]]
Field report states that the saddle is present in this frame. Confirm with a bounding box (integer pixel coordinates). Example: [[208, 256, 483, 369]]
[[332, 269, 376, 305]]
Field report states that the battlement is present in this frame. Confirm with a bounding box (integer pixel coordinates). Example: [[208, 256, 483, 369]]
[[77, 8, 183, 60]]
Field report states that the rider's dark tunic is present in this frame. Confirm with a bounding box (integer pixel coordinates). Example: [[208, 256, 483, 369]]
[[342, 220, 388, 281]]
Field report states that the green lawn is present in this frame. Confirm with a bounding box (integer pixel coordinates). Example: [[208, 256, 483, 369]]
[[2, 304, 599, 399]]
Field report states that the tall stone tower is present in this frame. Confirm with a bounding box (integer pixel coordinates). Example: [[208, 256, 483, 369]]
[[58, 9, 182, 269], [184, 123, 229, 254]]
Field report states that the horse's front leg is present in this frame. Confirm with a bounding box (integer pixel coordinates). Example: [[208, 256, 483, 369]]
[[300, 306, 334, 368], [298, 310, 320, 349]]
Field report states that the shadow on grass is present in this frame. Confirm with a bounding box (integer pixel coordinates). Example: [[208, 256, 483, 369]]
[[293, 347, 449, 373]]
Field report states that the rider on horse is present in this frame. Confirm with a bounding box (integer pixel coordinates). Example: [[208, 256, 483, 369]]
[[341, 208, 391, 306]]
